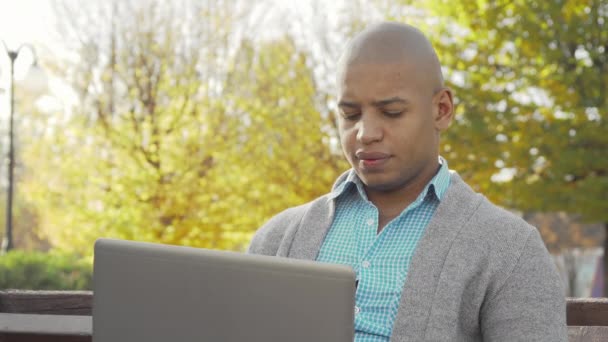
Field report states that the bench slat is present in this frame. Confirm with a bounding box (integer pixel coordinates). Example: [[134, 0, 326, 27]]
[[568, 326, 608, 342], [0, 291, 92, 316], [0, 312, 607, 341], [1, 291, 608, 342], [0, 333, 91, 342], [567, 298, 608, 326], [0, 313, 91, 335]]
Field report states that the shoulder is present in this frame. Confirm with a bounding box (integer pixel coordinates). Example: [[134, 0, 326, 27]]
[[448, 172, 560, 294], [247, 195, 330, 255], [472, 200, 567, 339], [445, 173, 566, 338], [473, 197, 558, 289], [247, 170, 351, 256], [472, 196, 536, 245], [447, 171, 536, 250], [446, 171, 552, 286]]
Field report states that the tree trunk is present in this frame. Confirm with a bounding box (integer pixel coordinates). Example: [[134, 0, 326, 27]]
[[604, 222, 608, 297]]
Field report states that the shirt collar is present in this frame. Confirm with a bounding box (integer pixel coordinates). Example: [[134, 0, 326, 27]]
[[327, 169, 367, 201], [429, 156, 451, 201], [327, 156, 451, 203]]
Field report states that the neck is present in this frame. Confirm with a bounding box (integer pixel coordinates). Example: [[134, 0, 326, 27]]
[[366, 161, 440, 219]]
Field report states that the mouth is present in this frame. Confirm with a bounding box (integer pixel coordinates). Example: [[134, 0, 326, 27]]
[[355, 151, 391, 169]]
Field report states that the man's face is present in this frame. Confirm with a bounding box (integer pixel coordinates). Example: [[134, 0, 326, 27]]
[[337, 61, 443, 193]]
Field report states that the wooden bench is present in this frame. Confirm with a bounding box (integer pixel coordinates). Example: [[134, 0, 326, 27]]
[[0, 291, 92, 342], [1, 290, 607, 341]]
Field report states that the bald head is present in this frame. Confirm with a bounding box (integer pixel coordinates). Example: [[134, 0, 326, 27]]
[[338, 22, 444, 94]]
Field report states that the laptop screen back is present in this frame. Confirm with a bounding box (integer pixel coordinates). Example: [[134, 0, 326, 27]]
[[93, 238, 355, 342]]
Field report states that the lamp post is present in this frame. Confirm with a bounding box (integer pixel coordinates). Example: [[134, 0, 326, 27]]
[[0, 41, 45, 253]]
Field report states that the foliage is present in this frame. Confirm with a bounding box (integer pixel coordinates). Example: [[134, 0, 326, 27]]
[[386, 0, 607, 224], [16, 0, 606, 263], [0, 250, 92, 290], [19, 1, 347, 256], [383, 0, 608, 294]]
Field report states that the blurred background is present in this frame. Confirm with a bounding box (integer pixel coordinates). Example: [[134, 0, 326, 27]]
[[0, 0, 606, 297]]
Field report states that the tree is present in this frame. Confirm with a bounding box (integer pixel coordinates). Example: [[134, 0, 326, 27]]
[[20, 0, 347, 256], [386, 0, 608, 293]]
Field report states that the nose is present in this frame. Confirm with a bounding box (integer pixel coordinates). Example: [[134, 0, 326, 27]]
[[356, 113, 383, 145]]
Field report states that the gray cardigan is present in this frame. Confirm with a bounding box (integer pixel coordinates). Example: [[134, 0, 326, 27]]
[[248, 171, 567, 341]]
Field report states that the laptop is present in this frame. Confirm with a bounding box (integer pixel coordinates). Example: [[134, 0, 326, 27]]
[[93, 238, 355, 342]]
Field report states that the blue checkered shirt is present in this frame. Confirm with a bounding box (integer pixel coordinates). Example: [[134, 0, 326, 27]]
[[316, 158, 451, 341]]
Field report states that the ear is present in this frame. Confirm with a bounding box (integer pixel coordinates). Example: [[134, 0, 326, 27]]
[[433, 87, 454, 131]]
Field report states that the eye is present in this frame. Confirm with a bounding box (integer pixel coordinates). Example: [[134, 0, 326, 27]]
[[383, 111, 403, 117], [341, 112, 361, 121]]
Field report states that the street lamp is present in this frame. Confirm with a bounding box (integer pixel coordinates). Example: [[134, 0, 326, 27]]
[[0, 41, 46, 253]]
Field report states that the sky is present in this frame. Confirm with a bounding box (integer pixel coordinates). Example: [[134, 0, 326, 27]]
[[0, 0, 54, 46], [0, 0, 383, 119], [0, 0, 60, 118]]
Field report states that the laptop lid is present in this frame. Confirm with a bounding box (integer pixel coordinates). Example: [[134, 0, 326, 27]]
[[93, 238, 355, 342]]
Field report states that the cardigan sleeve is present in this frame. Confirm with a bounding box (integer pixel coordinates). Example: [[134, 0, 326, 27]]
[[247, 211, 290, 255], [247, 205, 305, 256], [480, 229, 567, 341]]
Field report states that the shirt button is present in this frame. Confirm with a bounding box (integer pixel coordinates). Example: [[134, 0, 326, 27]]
[[361, 260, 371, 268], [354, 306, 361, 315], [366, 218, 374, 226]]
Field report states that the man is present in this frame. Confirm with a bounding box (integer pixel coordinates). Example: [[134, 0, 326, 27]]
[[248, 22, 567, 341]]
